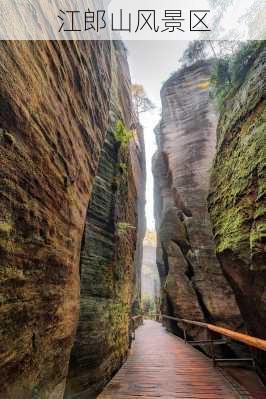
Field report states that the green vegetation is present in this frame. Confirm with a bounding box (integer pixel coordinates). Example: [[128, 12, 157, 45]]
[[114, 120, 134, 147], [164, 274, 176, 289], [208, 101, 266, 263], [112, 163, 128, 191], [116, 222, 136, 236], [179, 41, 265, 111], [116, 162, 128, 177], [211, 41, 265, 110], [132, 84, 155, 116], [0, 222, 12, 233], [180, 41, 207, 66], [141, 293, 156, 315]]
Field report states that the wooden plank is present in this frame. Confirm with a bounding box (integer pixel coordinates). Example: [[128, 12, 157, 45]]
[[97, 320, 239, 399]]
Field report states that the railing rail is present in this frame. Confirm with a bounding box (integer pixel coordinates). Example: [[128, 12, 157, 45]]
[[130, 313, 266, 381], [160, 314, 266, 352], [128, 312, 266, 382], [130, 312, 266, 352], [148, 313, 266, 376], [131, 315, 143, 321], [130, 314, 144, 344]]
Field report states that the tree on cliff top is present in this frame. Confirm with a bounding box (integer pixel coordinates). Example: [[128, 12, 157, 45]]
[[132, 84, 155, 118], [179, 41, 208, 67], [211, 40, 265, 110], [180, 41, 241, 68]]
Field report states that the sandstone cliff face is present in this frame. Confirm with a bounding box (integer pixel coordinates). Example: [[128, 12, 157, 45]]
[[131, 126, 146, 315], [208, 45, 266, 372], [0, 41, 112, 399], [153, 61, 243, 341], [0, 40, 145, 399], [65, 41, 146, 398]]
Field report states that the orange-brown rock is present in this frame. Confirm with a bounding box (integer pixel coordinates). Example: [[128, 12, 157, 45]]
[[0, 40, 112, 399], [64, 41, 146, 398]]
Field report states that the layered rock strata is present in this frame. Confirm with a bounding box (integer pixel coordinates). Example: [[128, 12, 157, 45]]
[[132, 124, 146, 315], [153, 61, 243, 342], [208, 45, 266, 374], [0, 40, 112, 399], [0, 38, 145, 399], [65, 41, 146, 398]]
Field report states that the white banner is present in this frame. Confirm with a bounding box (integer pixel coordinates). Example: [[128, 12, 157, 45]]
[[0, 0, 265, 40]]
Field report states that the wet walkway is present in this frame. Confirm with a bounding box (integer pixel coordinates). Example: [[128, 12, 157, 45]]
[[98, 320, 242, 398]]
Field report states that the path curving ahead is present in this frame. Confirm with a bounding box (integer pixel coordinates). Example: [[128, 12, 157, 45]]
[[97, 320, 241, 399]]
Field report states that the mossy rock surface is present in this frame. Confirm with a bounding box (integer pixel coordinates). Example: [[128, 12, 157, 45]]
[[208, 46, 266, 372], [209, 47, 266, 266]]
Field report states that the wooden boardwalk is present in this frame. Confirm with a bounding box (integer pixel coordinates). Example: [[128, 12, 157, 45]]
[[98, 320, 242, 399]]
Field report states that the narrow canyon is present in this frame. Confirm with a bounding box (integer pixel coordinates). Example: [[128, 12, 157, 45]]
[[0, 39, 265, 399]]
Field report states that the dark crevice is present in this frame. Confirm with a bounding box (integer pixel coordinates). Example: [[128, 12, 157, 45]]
[[171, 238, 212, 324], [193, 285, 213, 323], [161, 243, 169, 277], [32, 333, 37, 352], [164, 294, 182, 337], [185, 258, 195, 281], [172, 239, 190, 254], [79, 223, 87, 279]]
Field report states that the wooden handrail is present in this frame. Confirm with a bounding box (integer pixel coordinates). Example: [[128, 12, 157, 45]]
[[131, 315, 143, 321], [207, 324, 266, 352], [130, 315, 144, 344], [161, 314, 266, 352]]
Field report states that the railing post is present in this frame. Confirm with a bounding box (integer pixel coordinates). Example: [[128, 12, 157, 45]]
[[161, 313, 266, 370], [183, 324, 187, 344], [132, 318, 135, 341], [208, 330, 216, 367], [251, 347, 257, 371], [129, 319, 132, 349]]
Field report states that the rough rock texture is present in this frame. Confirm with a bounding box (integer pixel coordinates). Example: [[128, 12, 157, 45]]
[[132, 125, 146, 315], [65, 41, 146, 399], [0, 41, 112, 399], [153, 61, 243, 341], [208, 45, 266, 373]]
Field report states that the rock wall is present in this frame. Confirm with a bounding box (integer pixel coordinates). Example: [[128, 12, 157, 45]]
[[153, 61, 243, 341], [0, 40, 112, 399], [132, 127, 146, 315], [0, 39, 145, 399], [65, 41, 146, 398], [208, 45, 266, 373]]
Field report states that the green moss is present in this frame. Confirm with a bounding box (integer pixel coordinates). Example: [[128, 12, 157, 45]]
[[250, 230, 261, 247], [0, 222, 12, 233], [0, 238, 22, 254], [209, 98, 266, 263], [116, 222, 136, 237], [164, 274, 176, 289], [116, 162, 128, 177], [254, 206, 266, 220], [0, 264, 22, 280], [257, 179, 266, 201]]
